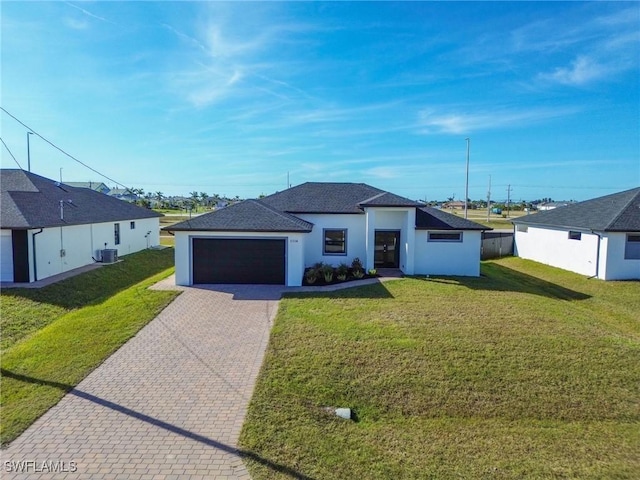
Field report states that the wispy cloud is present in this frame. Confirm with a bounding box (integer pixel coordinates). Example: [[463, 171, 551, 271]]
[[161, 23, 208, 54], [65, 2, 115, 25], [416, 106, 579, 135], [163, 3, 323, 108], [521, 6, 639, 87], [63, 17, 88, 30], [538, 55, 608, 86], [458, 4, 639, 88]]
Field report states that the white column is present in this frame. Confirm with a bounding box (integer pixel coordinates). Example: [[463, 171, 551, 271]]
[[365, 208, 376, 271], [404, 209, 416, 274], [174, 233, 191, 285]]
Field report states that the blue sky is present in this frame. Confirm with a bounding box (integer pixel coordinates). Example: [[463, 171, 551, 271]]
[[1, 1, 638, 202]]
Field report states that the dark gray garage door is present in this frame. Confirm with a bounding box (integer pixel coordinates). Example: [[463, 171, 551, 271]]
[[192, 238, 285, 284]]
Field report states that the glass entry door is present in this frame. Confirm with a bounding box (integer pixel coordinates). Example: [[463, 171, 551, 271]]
[[374, 230, 400, 268]]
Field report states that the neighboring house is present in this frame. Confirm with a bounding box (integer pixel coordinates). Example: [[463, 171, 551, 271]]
[[443, 200, 467, 210], [1, 170, 162, 283], [537, 201, 573, 211], [166, 182, 488, 287], [65, 181, 111, 195], [109, 188, 138, 203], [512, 187, 640, 280]]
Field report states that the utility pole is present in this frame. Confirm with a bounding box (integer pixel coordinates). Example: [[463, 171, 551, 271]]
[[486, 175, 491, 222], [464, 137, 470, 219], [506, 184, 513, 218], [27, 132, 33, 172]]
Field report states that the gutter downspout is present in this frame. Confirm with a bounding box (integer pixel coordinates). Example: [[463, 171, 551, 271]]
[[588, 230, 603, 279], [31, 228, 43, 282]]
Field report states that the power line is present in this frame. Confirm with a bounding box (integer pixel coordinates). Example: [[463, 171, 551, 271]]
[[0, 136, 23, 170], [0, 107, 128, 189]]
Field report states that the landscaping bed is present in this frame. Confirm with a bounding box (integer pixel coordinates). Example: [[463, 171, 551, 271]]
[[302, 257, 379, 286]]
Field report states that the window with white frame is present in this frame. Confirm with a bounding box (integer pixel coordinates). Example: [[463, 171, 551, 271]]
[[624, 234, 640, 259], [323, 229, 347, 255], [428, 232, 463, 242]]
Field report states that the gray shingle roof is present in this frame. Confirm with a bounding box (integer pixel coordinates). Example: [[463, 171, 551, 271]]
[[1, 169, 161, 229], [166, 200, 313, 232], [416, 207, 488, 231], [359, 191, 421, 207], [512, 187, 640, 232], [167, 182, 486, 232], [261, 182, 412, 214]]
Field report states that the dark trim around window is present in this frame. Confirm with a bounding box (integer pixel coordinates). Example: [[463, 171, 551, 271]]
[[625, 234, 640, 259], [114, 223, 121, 245], [568, 231, 582, 240], [428, 232, 463, 242], [323, 228, 347, 255]]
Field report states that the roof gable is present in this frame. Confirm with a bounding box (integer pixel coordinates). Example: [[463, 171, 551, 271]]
[[166, 199, 313, 232], [513, 187, 640, 232], [359, 191, 420, 207], [1, 169, 161, 229]]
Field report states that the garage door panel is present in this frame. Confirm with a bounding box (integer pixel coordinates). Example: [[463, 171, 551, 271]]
[[193, 238, 285, 284]]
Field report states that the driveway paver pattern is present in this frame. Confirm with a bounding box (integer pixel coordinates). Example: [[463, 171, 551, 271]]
[[2, 281, 283, 479]]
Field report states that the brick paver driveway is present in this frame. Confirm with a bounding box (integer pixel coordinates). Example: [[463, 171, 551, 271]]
[[2, 280, 284, 479]]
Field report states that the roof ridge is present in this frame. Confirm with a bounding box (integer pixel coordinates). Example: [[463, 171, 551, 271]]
[[249, 199, 310, 227], [605, 187, 640, 230], [360, 191, 387, 204]]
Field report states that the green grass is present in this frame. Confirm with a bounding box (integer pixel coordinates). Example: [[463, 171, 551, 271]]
[[160, 235, 176, 247], [457, 209, 526, 229], [0, 249, 175, 351], [0, 249, 179, 446], [239, 257, 640, 479]]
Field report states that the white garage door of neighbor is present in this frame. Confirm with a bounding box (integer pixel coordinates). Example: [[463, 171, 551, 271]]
[[0, 230, 14, 282]]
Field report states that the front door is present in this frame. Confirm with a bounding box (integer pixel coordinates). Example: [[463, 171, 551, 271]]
[[374, 230, 400, 268]]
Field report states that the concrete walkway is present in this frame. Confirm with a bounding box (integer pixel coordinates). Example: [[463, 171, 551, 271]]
[[2, 275, 402, 479]]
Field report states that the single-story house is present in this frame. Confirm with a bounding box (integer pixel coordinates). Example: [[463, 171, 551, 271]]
[[109, 188, 138, 203], [1, 169, 162, 283], [165, 182, 488, 287], [443, 200, 467, 210], [512, 187, 640, 280], [537, 201, 574, 211], [65, 181, 111, 195]]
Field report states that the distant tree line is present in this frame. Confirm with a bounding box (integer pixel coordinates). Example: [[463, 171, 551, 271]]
[[124, 188, 243, 211]]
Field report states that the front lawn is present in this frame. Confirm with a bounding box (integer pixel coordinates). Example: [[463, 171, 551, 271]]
[[0, 249, 178, 446], [239, 257, 640, 479]]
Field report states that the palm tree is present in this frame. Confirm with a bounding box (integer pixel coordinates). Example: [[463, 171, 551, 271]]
[[154, 191, 164, 209], [199, 192, 209, 209], [190, 191, 200, 212]]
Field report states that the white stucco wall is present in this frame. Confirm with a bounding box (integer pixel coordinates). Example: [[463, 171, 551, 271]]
[[601, 232, 640, 280], [363, 208, 416, 274], [294, 213, 367, 268], [174, 209, 483, 284], [414, 230, 481, 276], [173, 230, 306, 287], [29, 217, 160, 282], [0, 230, 13, 281], [514, 226, 599, 277]]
